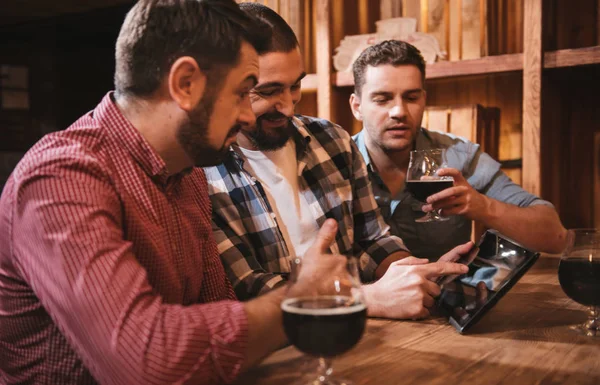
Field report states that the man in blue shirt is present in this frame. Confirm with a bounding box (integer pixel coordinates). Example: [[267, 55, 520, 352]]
[[349, 40, 567, 260]]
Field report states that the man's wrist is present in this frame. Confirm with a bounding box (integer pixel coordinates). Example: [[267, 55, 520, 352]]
[[473, 193, 495, 223], [361, 283, 383, 318]]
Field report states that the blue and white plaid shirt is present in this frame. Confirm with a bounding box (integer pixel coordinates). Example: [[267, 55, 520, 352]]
[[205, 115, 408, 300]]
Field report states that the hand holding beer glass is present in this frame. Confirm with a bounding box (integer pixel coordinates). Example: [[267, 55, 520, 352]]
[[282, 220, 367, 385], [406, 149, 454, 223]]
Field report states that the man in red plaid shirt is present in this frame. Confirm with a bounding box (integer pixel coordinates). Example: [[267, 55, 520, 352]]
[[0, 1, 346, 384]]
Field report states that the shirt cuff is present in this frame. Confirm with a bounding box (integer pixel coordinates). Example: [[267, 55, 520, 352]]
[[207, 300, 248, 383]]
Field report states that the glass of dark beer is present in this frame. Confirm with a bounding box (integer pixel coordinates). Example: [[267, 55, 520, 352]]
[[282, 257, 366, 385], [406, 148, 453, 222], [558, 228, 600, 337]]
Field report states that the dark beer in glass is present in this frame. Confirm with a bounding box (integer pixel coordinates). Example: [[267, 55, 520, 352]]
[[559, 229, 600, 336], [282, 296, 367, 358], [406, 149, 453, 223]]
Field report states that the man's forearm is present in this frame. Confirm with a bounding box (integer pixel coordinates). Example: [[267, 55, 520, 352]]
[[477, 197, 567, 253], [242, 287, 288, 371]]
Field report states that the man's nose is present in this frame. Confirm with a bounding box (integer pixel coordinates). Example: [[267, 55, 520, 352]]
[[276, 89, 295, 117], [239, 96, 257, 129], [389, 100, 407, 119]]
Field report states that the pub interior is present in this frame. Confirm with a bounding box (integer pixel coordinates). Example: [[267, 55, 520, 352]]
[[0, 1, 599, 384]]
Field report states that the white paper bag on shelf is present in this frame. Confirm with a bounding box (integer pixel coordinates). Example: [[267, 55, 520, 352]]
[[375, 17, 417, 40], [333, 34, 378, 72], [332, 18, 445, 72], [404, 32, 446, 64]]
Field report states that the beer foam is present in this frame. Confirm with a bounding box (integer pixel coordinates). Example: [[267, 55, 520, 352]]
[[281, 297, 367, 316]]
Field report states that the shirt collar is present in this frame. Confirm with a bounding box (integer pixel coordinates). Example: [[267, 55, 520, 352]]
[[95, 92, 170, 182], [290, 115, 312, 158], [415, 127, 433, 150], [354, 127, 432, 171], [353, 129, 374, 171]]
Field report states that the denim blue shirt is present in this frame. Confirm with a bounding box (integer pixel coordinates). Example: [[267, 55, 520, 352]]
[[353, 128, 552, 260]]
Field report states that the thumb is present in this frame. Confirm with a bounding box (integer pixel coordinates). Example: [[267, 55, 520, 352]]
[[438, 241, 474, 262], [311, 218, 338, 254]]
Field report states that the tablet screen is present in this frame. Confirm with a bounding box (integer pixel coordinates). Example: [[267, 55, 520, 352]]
[[436, 230, 539, 333]]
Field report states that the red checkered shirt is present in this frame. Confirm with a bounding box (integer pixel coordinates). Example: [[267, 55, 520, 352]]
[[0, 93, 248, 385]]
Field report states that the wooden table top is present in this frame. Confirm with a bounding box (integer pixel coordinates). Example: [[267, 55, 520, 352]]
[[236, 255, 600, 385]]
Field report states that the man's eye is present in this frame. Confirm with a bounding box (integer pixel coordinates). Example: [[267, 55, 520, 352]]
[[291, 83, 301, 91], [256, 89, 279, 97], [373, 98, 389, 104]]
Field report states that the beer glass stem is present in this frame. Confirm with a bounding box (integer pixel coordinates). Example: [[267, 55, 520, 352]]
[[431, 209, 444, 220], [317, 357, 333, 383], [584, 306, 600, 332], [416, 208, 449, 223]]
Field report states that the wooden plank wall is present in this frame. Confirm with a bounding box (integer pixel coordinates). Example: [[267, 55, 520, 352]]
[[595, 132, 600, 228], [330, 0, 380, 132], [422, 104, 498, 161], [380, 0, 403, 19], [315, 0, 332, 120], [236, 0, 315, 73], [487, 0, 524, 55], [541, 66, 600, 229], [543, 0, 598, 51], [540, 0, 600, 228], [425, 73, 523, 183], [522, 0, 543, 196]]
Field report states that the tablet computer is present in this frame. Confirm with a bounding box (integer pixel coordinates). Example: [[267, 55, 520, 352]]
[[436, 230, 540, 334]]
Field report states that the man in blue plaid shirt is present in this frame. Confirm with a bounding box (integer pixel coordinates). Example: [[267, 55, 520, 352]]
[[204, 3, 470, 320]]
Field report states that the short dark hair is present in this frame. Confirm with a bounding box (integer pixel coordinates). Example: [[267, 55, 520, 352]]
[[352, 40, 426, 96], [238, 2, 299, 53], [114, 0, 271, 97]]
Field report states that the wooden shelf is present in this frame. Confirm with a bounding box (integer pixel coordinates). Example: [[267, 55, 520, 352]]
[[333, 46, 600, 87], [301, 73, 318, 92], [333, 53, 524, 87], [544, 46, 600, 69], [426, 53, 524, 79]]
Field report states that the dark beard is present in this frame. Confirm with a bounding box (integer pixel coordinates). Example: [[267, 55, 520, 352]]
[[177, 83, 234, 167], [244, 112, 296, 151]]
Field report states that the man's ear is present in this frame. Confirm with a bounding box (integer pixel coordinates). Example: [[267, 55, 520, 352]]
[[167, 56, 207, 112], [349, 93, 363, 121]]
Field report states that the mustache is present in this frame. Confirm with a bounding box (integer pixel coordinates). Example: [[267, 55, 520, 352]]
[[259, 111, 289, 122], [229, 124, 242, 136]]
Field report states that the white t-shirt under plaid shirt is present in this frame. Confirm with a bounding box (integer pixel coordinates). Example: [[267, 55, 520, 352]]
[[240, 139, 320, 260]]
